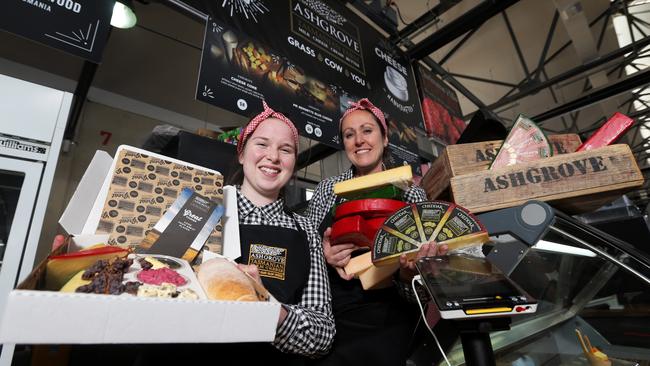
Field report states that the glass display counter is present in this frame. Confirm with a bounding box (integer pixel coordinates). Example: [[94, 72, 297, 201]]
[[441, 206, 650, 366]]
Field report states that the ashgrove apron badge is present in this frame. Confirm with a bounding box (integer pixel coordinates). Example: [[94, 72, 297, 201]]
[[248, 244, 288, 280]]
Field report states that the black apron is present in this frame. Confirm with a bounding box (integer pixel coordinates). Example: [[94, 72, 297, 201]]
[[237, 220, 311, 305], [222, 217, 312, 365], [315, 207, 419, 366]]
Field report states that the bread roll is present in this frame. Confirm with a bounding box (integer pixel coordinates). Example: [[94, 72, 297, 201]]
[[197, 258, 259, 301]]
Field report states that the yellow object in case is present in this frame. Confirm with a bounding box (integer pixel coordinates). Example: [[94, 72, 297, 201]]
[[45, 245, 128, 291]]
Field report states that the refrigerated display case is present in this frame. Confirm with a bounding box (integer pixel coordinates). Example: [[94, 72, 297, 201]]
[[0, 73, 72, 365], [440, 206, 650, 366]]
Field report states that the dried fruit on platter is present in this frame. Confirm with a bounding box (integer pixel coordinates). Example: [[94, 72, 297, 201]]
[[372, 201, 489, 266], [490, 115, 552, 169]]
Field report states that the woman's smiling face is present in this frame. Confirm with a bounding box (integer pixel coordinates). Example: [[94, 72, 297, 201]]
[[341, 109, 387, 175], [239, 118, 297, 200]]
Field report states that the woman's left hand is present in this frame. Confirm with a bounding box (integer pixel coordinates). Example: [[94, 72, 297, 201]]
[[237, 263, 289, 326], [236, 263, 263, 285], [398, 242, 448, 282]]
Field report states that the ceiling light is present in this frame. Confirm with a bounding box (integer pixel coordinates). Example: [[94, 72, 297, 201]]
[[111, 0, 137, 29]]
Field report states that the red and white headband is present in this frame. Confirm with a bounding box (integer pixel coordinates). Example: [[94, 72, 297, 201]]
[[340, 98, 387, 133], [237, 101, 299, 155]]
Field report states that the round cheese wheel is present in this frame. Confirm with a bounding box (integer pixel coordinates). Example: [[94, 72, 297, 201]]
[[334, 198, 407, 221], [331, 216, 389, 248]]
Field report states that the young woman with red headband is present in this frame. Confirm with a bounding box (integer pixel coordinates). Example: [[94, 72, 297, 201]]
[[305, 98, 447, 365], [225, 101, 335, 363], [58, 102, 334, 365]]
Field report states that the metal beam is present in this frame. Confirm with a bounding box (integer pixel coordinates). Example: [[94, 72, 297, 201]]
[[390, 0, 462, 45], [64, 60, 99, 141], [347, 0, 398, 36], [447, 72, 517, 88], [533, 11, 560, 81], [421, 58, 489, 109], [487, 34, 650, 112], [406, 0, 521, 60], [596, 12, 611, 51], [502, 11, 530, 79], [484, 6, 612, 115], [439, 27, 479, 65], [532, 68, 650, 122]]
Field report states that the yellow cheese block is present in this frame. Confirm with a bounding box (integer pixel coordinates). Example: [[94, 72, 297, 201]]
[[334, 165, 412, 198], [344, 252, 374, 276], [358, 262, 399, 290], [59, 270, 90, 292]]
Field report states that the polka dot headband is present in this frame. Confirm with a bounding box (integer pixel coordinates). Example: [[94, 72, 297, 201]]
[[340, 98, 387, 134], [237, 101, 299, 155]]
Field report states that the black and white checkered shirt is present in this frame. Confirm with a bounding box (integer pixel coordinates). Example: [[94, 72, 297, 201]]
[[237, 188, 335, 357], [303, 168, 428, 303]]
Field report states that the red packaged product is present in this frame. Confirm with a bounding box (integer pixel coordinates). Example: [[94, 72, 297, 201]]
[[422, 97, 446, 138], [334, 199, 407, 221], [331, 216, 387, 248], [577, 112, 634, 151]]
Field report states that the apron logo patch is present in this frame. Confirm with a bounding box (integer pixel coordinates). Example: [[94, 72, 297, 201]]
[[248, 244, 287, 280]]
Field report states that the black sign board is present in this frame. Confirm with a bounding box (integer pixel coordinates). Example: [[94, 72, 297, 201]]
[[416, 64, 466, 145], [0, 0, 114, 63], [196, 0, 423, 172]]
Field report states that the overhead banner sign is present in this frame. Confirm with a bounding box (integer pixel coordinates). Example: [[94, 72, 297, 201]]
[[416, 64, 466, 145], [0, 0, 114, 63], [196, 0, 423, 172]]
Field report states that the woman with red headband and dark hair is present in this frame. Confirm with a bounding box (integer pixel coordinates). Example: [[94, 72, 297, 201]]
[[305, 98, 447, 365]]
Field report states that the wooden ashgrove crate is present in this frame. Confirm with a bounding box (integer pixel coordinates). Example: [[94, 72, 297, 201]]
[[421, 134, 582, 200], [430, 144, 643, 214]]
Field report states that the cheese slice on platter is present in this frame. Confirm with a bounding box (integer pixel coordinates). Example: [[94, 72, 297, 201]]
[[372, 201, 489, 266], [490, 114, 552, 169], [334, 165, 412, 198]]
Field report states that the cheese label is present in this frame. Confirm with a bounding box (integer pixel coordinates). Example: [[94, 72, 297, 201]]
[[435, 206, 485, 242], [416, 201, 454, 242], [372, 201, 489, 265]]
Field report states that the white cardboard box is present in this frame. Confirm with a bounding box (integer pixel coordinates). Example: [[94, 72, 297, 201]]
[[0, 147, 279, 344]]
